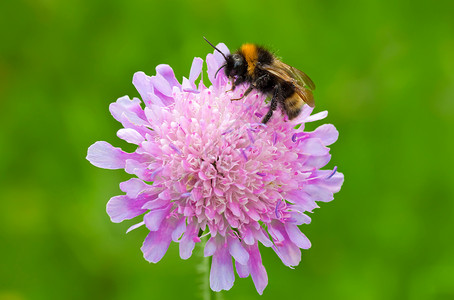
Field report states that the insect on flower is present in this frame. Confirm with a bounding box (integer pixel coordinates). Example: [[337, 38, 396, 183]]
[[86, 41, 343, 294], [204, 37, 315, 124]]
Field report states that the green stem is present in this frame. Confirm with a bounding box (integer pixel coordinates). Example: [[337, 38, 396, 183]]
[[198, 242, 211, 300], [198, 241, 223, 300]]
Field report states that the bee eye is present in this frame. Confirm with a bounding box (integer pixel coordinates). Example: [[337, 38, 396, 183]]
[[232, 54, 242, 68]]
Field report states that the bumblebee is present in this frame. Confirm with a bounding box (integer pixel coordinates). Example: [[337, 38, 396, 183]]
[[204, 37, 315, 124]]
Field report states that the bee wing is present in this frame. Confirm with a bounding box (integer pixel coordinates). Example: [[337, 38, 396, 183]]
[[263, 60, 315, 90], [294, 84, 315, 108], [262, 60, 315, 107], [288, 65, 316, 91]]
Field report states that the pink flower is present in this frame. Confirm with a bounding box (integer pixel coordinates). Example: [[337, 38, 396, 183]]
[[87, 43, 344, 294]]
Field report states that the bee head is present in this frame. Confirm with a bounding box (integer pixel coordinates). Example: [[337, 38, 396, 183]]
[[224, 53, 247, 78], [203, 37, 247, 79]]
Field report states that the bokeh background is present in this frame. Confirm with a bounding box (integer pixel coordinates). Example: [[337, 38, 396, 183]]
[[1, 0, 453, 299]]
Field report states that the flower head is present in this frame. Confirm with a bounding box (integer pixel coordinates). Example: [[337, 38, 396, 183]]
[[87, 43, 344, 294]]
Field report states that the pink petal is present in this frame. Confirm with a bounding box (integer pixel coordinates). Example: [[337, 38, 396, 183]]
[[298, 171, 344, 205], [141, 197, 168, 211], [253, 228, 273, 247], [267, 224, 284, 242], [117, 128, 145, 144], [109, 96, 148, 131], [247, 244, 268, 295], [172, 218, 187, 242], [270, 222, 302, 267], [288, 211, 311, 225], [229, 201, 241, 217], [124, 159, 159, 181], [284, 223, 311, 249], [312, 124, 339, 146], [132, 72, 158, 107], [182, 77, 196, 92], [301, 154, 332, 170], [189, 57, 203, 83], [148, 64, 181, 107], [119, 178, 150, 198], [87, 141, 134, 169], [298, 138, 330, 156], [290, 105, 314, 124], [206, 43, 230, 88], [141, 217, 178, 263], [144, 205, 171, 231], [126, 221, 145, 233], [305, 110, 328, 122], [240, 227, 255, 245], [158, 189, 172, 201], [179, 222, 198, 259], [156, 64, 181, 89], [140, 140, 163, 157], [273, 239, 301, 267], [245, 207, 260, 221], [235, 260, 249, 278], [302, 184, 335, 203], [204, 237, 217, 257], [227, 235, 249, 265], [284, 190, 319, 212], [213, 43, 229, 66], [106, 194, 148, 223], [210, 240, 235, 292], [151, 73, 172, 97], [144, 106, 166, 130], [317, 171, 345, 193]]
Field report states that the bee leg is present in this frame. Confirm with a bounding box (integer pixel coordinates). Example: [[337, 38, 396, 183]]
[[227, 76, 246, 93], [262, 86, 279, 124], [226, 81, 236, 93], [231, 85, 254, 101]]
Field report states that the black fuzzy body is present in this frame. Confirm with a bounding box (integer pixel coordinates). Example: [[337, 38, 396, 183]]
[[223, 44, 298, 123]]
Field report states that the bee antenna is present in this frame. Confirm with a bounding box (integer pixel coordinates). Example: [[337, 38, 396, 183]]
[[203, 36, 228, 60], [215, 64, 227, 78]]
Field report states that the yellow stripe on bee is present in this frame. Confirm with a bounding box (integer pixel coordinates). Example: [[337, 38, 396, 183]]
[[284, 92, 304, 119], [241, 44, 258, 76]]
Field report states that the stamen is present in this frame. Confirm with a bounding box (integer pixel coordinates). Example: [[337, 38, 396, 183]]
[[327, 166, 338, 179], [182, 88, 201, 94], [256, 172, 266, 177], [275, 200, 282, 219], [169, 143, 182, 155], [249, 123, 266, 129], [240, 149, 248, 161], [273, 132, 278, 145], [305, 167, 338, 182], [179, 124, 186, 135], [228, 230, 241, 239], [247, 129, 255, 144], [292, 132, 306, 143], [169, 210, 179, 219], [221, 129, 234, 135], [149, 167, 163, 180]]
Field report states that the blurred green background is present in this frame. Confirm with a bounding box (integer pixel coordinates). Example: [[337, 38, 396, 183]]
[[1, 0, 453, 299]]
